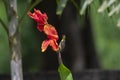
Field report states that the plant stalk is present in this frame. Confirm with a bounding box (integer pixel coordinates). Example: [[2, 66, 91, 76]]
[[57, 51, 63, 65], [4, 0, 23, 80]]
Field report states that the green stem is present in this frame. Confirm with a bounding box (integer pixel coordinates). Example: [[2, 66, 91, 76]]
[[57, 51, 63, 65], [0, 18, 8, 35], [70, 0, 80, 12], [17, 0, 42, 31]]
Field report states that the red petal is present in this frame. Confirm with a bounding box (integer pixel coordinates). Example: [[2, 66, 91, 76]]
[[33, 9, 48, 24], [44, 24, 59, 40], [28, 12, 40, 22], [37, 23, 44, 32], [28, 9, 48, 31], [41, 40, 50, 52], [49, 40, 59, 52]]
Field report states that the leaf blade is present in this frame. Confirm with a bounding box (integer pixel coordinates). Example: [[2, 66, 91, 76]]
[[56, 0, 68, 15], [58, 63, 73, 80]]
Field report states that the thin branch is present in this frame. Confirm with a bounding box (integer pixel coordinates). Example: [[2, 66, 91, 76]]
[[17, 0, 42, 32], [11, 0, 42, 39], [70, 0, 80, 12], [0, 18, 8, 35], [80, 0, 93, 15], [57, 51, 63, 65]]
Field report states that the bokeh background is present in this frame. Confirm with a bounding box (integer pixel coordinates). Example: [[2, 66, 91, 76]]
[[0, 0, 120, 74]]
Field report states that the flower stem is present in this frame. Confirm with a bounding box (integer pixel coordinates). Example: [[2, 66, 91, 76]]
[[57, 51, 63, 65]]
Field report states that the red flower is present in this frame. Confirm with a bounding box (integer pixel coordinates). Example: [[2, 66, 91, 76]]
[[28, 9, 48, 31], [28, 9, 59, 52], [41, 24, 59, 52]]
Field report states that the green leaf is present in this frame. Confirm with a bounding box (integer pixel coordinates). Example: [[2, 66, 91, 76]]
[[80, 0, 93, 15], [56, 0, 68, 15], [58, 63, 73, 80]]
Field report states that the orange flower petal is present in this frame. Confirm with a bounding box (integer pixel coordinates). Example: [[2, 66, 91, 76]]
[[44, 24, 59, 40], [41, 40, 50, 52], [50, 40, 59, 52]]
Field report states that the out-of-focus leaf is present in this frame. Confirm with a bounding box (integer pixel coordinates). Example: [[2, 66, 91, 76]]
[[27, 0, 32, 3], [0, 0, 10, 74], [70, 0, 79, 11], [80, 0, 93, 15], [90, 0, 120, 69], [97, 0, 108, 13], [108, 3, 120, 16], [56, 0, 59, 4], [98, 0, 116, 13], [56, 0, 68, 15], [107, 0, 116, 7], [58, 63, 73, 80], [117, 18, 120, 27]]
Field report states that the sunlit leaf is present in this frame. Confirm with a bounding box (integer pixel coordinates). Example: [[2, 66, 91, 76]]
[[80, 0, 93, 15], [107, 0, 116, 7], [98, 0, 108, 13], [56, 0, 68, 15], [117, 18, 120, 27], [98, 0, 116, 13], [58, 63, 73, 80], [108, 3, 120, 16]]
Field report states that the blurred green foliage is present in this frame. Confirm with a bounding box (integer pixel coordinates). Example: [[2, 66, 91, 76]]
[[0, 0, 10, 74], [90, 0, 120, 69]]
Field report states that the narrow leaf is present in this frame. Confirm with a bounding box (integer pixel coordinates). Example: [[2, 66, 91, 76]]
[[117, 18, 120, 27], [56, 0, 68, 15], [108, 3, 120, 16], [98, 0, 116, 13], [58, 64, 73, 80], [107, 0, 116, 7], [80, 0, 93, 15], [97, 1, 108, 13]]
